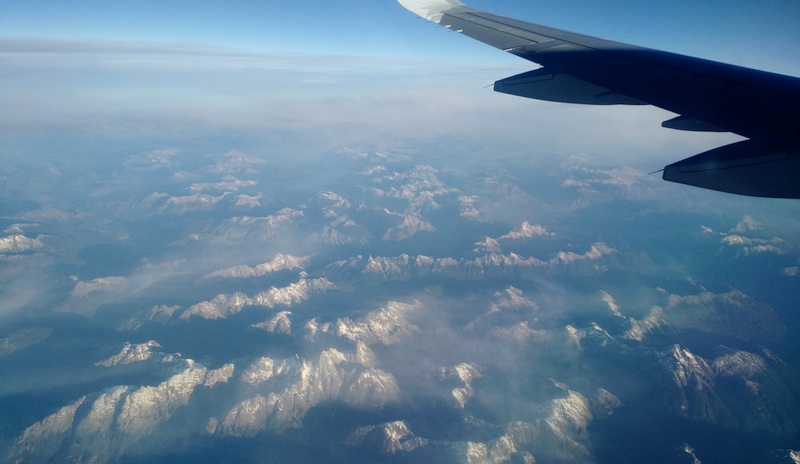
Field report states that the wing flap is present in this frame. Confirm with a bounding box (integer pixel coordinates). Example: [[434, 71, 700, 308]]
[[494, 68, 645, 105], [663, 140, 800, 198], [661, 116, 726, 132]]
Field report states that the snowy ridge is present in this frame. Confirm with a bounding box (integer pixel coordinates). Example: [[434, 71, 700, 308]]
[[624, 306, 667, 341], [344, 419, 566, 463], [344, 419, 539, 463], [375, 164, 452, 240], [187, 176, 257, 193], [118, 305, 180, 331], [499, 221, 554, 240], [439, 363, 481, 409], [704, 216, 787, 255], [181, 275, 336, 320], [215, 348, 398, 435], [345, 420, 428, 453], [252, 310, 292, 334], [382, 212, 436, 241], [0, 234, 44, 253], [307, 300, 421, 345], [544, 390, 593, 456], [458, 195, 481, 220], [10, 360, 234, 463], [473, 237, 501, 253], [489, 286, 538, 313], [157, 192, 230, 213], [713, 349, 767, 377], [185, 208, 304, 242], [205, 253, 310, 279], [0, 327, 53, 357], [326, 244, 616, 284], [314, 220, 370, 245], [95, 340, 162, 367]]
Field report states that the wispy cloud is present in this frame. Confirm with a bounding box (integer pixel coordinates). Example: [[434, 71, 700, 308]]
[[0, 36, 716, 169]]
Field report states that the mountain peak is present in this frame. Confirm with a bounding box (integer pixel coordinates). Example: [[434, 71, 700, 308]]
[[95, 341, 163, 367]]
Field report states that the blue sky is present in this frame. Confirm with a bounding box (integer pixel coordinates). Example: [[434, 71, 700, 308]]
[[1, 0, 797, 173], [2, 0, 799, 72]]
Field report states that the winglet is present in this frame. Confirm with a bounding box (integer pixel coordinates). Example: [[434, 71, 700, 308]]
[[398, 0, 464, 23]]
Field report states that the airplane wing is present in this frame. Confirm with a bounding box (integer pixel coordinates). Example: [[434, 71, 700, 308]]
[[398, 0, 800, 198]]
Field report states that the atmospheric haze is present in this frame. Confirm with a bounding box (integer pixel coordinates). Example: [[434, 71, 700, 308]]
[[1, 16, 800, 464]]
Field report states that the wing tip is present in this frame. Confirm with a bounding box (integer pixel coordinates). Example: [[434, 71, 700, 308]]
[[398, 0, 465, 22]]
